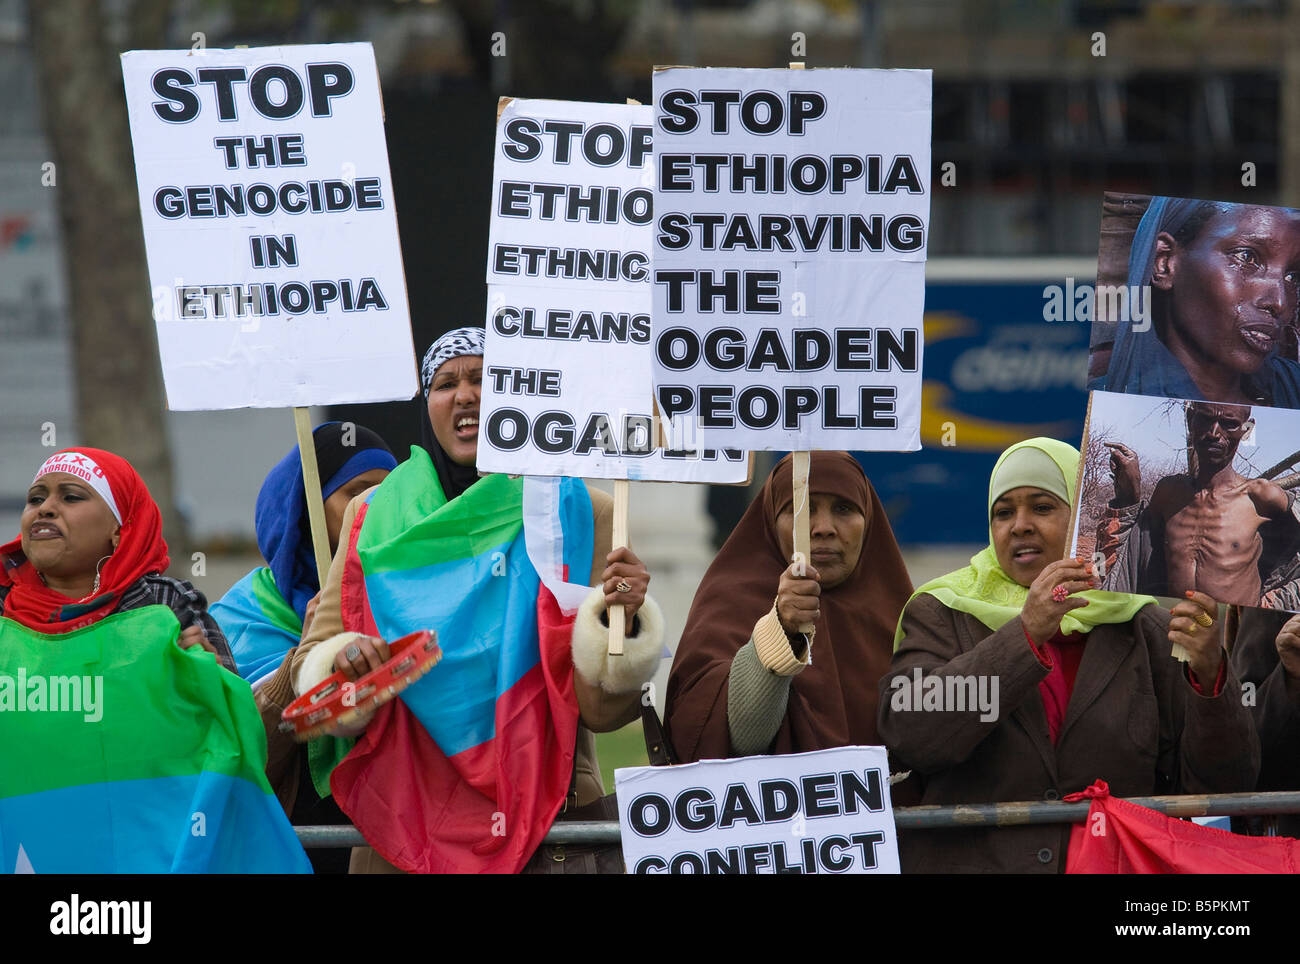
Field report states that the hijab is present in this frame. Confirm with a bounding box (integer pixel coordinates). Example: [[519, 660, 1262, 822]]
[[256, 421, 397, 621], [417, 326, 485, 500], [665, 452, 914, 762], [0, 447, 170, 632], [1101, 196, 1300, 407], [896, 437, 1154, 646]]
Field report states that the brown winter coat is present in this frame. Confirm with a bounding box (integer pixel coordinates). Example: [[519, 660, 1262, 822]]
[[878, 593, 1260, 873]]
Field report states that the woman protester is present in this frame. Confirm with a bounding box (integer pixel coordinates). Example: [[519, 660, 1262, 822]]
[[878, 437, 1259, 873], [0, 447, 311, 873], [211, 422, 396, 686], [1, 447, 231, 666], [665, 451, 914, 762], [210, 421, 396, 874], [255, 326, 665, 874]]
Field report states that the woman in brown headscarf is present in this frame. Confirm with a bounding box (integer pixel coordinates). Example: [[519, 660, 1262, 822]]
[[665, 452, 914, 760]]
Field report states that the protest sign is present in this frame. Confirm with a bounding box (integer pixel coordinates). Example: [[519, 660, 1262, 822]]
[[1087, 192, 1300, 411], [1070, 390, 1300, 614], [615, 745, 900, 874], [121, 43, 417, 411], [650, 67, 931, 452], [480, 97, 747, 482]]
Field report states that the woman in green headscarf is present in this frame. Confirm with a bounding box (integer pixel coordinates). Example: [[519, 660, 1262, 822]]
[[877, 437, 1259, 874]]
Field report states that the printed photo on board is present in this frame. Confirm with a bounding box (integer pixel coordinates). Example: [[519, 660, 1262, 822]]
[[1072, 391, 1300, 612], [1087, 192, 1300, 410]]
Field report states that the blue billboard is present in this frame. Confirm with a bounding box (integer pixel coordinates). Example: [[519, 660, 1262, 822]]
[[855, 277, 1090, 545]]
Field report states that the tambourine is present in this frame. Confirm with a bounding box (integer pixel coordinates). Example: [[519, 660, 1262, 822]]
[[280, 629, 441, 741]]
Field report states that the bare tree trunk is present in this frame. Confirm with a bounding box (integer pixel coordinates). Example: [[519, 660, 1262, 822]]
[[27, 0, 188, 566]]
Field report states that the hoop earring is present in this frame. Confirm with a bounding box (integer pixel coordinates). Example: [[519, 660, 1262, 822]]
[[78, 554, 112, 602]]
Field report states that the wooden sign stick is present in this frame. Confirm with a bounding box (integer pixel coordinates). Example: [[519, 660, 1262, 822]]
[[608, 478, 630, 656], [785, 63, 815, 637], [293, 407, 333, 587], [791, 450, 814, 635], [607, 97, 643, 658]]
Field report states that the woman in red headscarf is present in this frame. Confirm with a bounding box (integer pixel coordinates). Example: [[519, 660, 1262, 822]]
[[0, 448, 233, 669]]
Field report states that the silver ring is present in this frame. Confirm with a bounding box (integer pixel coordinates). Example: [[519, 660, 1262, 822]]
[[345, 644, 361, 662], [615, 580, 631, 593]]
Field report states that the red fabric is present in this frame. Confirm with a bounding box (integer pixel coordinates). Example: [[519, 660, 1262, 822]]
[[0, 447, 169, 632], [1187, 658, 1227, 698], [1038, 631, 1088, 744], [1065, 780, 1300, 873], [330, 579, 579, 874]]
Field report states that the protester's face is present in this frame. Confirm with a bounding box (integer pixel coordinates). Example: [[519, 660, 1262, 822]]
[[323, 468, 390, 553], [991, 487, 1070, 588], [775, 492, 866, 590], [426, 356, 482, 467], [1155, 206, 1300, 377], [1187, 403, 1252, 471], [20, 473, 119, 586]]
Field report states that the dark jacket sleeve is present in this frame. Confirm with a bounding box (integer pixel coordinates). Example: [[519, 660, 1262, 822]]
[[1230, 607, 1300, 792], [1142, 605, 1261, 795], [877, 592, 1051, 773], [255, 652, 302, 815]]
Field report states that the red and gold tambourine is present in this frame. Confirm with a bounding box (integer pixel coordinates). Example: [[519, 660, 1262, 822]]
[[279, 629, 441, 741]]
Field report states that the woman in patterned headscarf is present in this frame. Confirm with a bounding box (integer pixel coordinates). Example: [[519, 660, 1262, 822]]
[[256, 326, 666, 873]]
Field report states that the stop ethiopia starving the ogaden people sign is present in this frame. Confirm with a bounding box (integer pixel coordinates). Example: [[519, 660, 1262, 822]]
[[480, 97, 746, 482], [121, 43, 417, 410], [651, 67, 931, 451]]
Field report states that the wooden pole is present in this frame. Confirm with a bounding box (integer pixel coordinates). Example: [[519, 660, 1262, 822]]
[[606, 97, 643, 657], [293, 408, 333, 587], [608, 479, 630, 655], [785, 62, 814, 637]]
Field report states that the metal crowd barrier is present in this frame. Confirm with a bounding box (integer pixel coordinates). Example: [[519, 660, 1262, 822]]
[[295, 790, 1300, 848]]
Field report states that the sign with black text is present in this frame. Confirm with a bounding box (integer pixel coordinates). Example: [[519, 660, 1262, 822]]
[[480, 97, 747, 481], [615, 746, 899, 874], [121, 43, 417, 410], [651, 67, 931, 451]]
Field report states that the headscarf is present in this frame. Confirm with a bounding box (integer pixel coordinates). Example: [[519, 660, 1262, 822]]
[[895, 437, 1154, 646], [1100, 196, 1300, 407], [417, 326, 485, 500], [0, 447, 170, 632], [256, 421, 397, 622], [665, 452, 914, 762]]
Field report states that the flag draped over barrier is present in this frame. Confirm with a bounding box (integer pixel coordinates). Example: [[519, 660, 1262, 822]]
[[1065, 780, 1300, 873], [328, 450, 594, 873], [0, 606, 311, 873]]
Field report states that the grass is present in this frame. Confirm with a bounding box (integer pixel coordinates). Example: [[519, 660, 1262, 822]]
[[594, 721, 649, 794]]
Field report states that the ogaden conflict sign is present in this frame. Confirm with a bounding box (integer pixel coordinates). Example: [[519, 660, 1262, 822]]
[[121, 43, 417, 410], [615, 745, 899, 874], [479, 97, 746, 481], [651, 68, 931, 451]]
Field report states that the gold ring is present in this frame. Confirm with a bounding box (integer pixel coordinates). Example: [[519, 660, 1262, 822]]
[[615, 580, 631, 593], [1194, 611, 1214, 628]]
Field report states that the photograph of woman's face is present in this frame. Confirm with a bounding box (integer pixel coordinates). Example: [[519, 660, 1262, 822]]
[[1154, 204, 1300, 381]]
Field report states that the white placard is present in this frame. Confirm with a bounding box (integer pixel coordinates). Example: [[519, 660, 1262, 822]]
[[651, 67, 931, 452], [480, 98, 747, 481], [121, 43, 417, 410], [615, 745, 899, 874]]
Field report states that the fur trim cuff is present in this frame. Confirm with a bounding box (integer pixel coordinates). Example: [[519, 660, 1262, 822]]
[[571, 588, 665, 694], [294, 632, 365, 696]]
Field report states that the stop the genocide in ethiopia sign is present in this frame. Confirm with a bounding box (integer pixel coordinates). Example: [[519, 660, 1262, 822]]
[[651, 67, 931, 451], [121, 43, 417, 410]]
